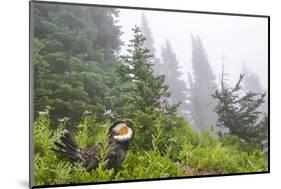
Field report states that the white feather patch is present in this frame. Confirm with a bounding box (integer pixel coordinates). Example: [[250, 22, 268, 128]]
[[113, 123, 133, 141]]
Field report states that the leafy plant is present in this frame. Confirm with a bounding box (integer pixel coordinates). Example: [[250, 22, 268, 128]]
[[33, 113, 268, 186]]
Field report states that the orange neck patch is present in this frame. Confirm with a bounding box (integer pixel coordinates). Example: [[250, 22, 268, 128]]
[[119, 127, 128, 136]]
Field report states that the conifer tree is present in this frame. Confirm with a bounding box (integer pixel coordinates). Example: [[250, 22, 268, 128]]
[[141, 12, 162, 75], [242, 65, 268, 114], [33, 4, 122, 127], [117, 26, 175, 114], [116, 26, 179, 149], [161, 40, 188, 116], [187, 35, 217, 131], [187, 73, 200, 129], [212, 68, 267, 149]]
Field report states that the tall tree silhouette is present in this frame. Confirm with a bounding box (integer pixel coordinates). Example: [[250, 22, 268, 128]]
[[242, 65, 268, 114], [187, 35, 217, 131], [161, 40, 188, 116], [141, 12, 162, 75]]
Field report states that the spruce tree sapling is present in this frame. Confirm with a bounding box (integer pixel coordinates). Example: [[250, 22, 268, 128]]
[[117, 26, 176, 114], [116, 26, 179, 150]]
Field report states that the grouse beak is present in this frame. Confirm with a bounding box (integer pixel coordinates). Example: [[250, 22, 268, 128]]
[[111, 129, 127, 137], [109, 120, 133, 142], [110, 130, 119, 137]]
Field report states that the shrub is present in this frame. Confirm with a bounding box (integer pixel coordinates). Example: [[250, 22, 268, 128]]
[[33, 112, 268, 186], [33, 113, 183, 186]]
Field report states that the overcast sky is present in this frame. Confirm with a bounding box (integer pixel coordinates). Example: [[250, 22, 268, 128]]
[[116, 8, 268, 89]]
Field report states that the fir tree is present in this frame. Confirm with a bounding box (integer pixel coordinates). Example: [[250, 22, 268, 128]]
[[212, 66, 267, 149], [117, 26, 174, 114], [141, 12, 162, 75], [161, 40, 188, 116], [33, 3, 122, 127], [187, 35, 217, 131], [116, 26, 179, 149], [242, 65, 268, 114], [187, 73, 201, 129]]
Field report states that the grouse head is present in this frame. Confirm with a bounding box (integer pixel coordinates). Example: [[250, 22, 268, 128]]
[[109, 119, 134, 143]]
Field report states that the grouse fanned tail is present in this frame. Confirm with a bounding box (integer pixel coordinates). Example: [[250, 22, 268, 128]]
[[51, 119, 134, 171]]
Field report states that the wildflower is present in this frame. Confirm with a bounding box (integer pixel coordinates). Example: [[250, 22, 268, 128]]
[[103, 109, 114, 118], [58, 118, 64, 122], [157, 96, 168, 111], [83, 110, 92, 116], [58, 116, 70, 122], [46, 105, 51, 110], [38, 111, 48, 115]]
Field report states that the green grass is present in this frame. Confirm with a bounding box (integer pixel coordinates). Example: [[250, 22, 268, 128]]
[[33, 113, 268, 186]]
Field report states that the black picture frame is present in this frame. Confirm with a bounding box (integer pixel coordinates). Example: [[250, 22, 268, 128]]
[[29, 1, 270, 188]]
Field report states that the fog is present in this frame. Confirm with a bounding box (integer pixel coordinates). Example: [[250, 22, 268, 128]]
[[117, 8, 268, 88]]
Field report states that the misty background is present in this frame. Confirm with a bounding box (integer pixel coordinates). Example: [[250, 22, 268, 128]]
[[118, 9, 268, 87], [117, 8, 268, 131], [32, 2, 268, 137]]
